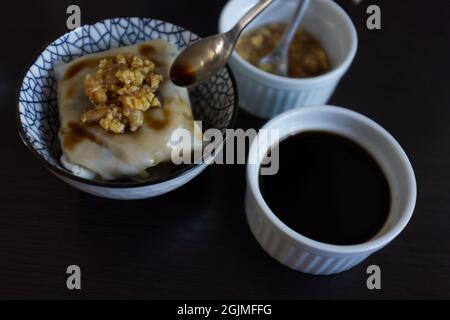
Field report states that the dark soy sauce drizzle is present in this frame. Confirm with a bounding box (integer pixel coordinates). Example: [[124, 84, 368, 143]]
[[259, 131, 391, 245]]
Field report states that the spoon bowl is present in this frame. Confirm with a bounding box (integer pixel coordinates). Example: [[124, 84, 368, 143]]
[[257, 0, 311, 77], [170, 0, 274, 87], [170, 32, 235, 87]]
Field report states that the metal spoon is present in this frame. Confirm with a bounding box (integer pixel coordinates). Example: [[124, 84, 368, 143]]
[[170, 0, 274, 87], [258, 0, 311, 77]]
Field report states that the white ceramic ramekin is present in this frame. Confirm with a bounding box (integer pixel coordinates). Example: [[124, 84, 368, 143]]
[[219, 0, 358, 119], [246, 106, 417, 275]]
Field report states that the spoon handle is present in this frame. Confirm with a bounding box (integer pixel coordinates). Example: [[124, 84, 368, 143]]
[[231, 0, 274, 37], [276, 0, 311, 54]]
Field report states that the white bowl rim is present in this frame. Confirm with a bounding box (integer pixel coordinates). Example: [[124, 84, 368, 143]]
[[219, 0, 358, 86], [17, 17, 239, 189], [247, 105, 417, 256]]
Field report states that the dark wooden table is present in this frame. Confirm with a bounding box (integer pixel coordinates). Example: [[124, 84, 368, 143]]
[[1, 0, 449, 299]]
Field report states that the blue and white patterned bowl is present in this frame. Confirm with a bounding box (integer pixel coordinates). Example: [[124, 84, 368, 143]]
[[17, 18, 239, 200]]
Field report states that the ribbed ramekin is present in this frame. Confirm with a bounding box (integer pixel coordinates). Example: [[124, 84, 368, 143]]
[[219, 0, 358, 119], [246, 106, 417, 275]]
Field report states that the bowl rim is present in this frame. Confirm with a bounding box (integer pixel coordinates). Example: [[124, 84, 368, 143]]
[[247, 106, 417, 256], [219, 0, 358, 86], [16, 17, 239, 189]]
